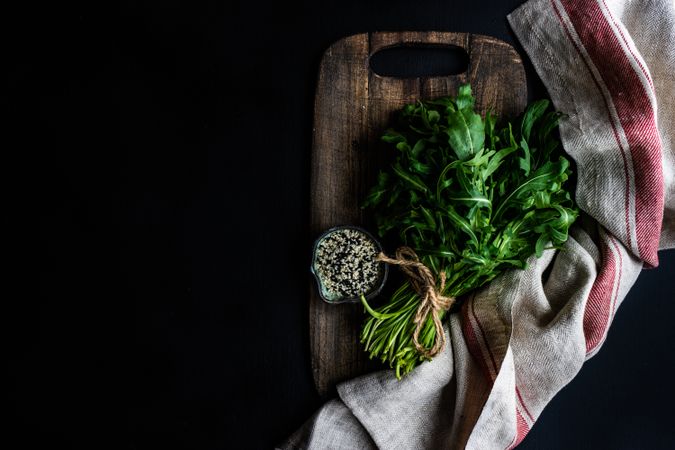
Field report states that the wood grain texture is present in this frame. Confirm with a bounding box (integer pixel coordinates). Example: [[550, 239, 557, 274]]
[[310, 31, 526, 397]]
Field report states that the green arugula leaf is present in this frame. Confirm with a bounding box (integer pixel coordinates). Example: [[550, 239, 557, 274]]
[[361, 84, 578, 378]]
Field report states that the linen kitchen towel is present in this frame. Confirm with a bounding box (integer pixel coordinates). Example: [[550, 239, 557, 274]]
[[281, 0, 675, 448]]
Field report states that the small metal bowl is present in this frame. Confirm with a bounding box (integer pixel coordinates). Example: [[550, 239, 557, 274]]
[[310, 225, 388, 304]]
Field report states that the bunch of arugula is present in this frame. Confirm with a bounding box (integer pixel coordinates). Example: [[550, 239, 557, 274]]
[[360, 85, 578, 379]]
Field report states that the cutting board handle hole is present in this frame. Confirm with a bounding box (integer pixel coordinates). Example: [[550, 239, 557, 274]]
[[369, 45, 469, 78]]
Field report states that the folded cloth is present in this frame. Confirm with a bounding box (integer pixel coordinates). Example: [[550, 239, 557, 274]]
[[281, 0, 675, 448]]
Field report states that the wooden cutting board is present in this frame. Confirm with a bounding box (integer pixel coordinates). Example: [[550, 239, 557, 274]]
[[309, 31, 526, 397]]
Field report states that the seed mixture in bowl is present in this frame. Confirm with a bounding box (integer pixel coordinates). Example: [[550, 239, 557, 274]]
[[312, 227, 384, 302]]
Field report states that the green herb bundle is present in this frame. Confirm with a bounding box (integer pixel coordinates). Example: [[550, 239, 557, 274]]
[[360, 85, 578, 379]]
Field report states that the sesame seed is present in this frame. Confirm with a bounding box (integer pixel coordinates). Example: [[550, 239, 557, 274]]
[[314, 228, 383, 301]]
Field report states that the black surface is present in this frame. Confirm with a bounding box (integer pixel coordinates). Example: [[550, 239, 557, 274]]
[[7, 1, 674, 449]]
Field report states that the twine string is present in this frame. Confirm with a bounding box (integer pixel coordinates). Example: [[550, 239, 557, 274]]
[[376, 246, 455, 358]]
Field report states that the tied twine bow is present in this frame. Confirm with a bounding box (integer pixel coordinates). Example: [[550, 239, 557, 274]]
[[376, 246, 455, 358]]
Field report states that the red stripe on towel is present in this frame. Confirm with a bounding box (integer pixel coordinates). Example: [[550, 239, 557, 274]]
[[600, 0, 654, 91], [583, 235, 618, 354], [471, 294, 499, 376], [550, 0, 634, 254], [461, 298, 496, 383], [516, 387, 534, 423], [608, 235, 624, 319], [506, 410, 531, 450], [561, 0, 663, 267]]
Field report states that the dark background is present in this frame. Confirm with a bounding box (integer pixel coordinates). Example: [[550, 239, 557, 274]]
[[7, 1, 674, 449]]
